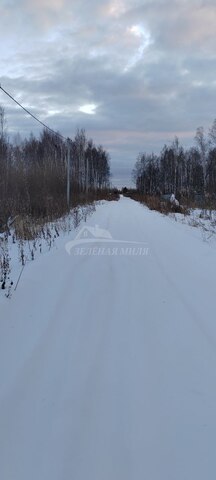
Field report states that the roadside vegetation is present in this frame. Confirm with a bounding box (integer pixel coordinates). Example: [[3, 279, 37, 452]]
[[0, 105, 119, 293], [129, 120, 216, 214]]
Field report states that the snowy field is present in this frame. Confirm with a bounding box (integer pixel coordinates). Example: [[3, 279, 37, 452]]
[[1, 195, 216, 480]]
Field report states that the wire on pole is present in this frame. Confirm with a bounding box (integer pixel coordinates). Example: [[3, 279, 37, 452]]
[[0, 84, 68, 141], [0, 83, 72, 206]]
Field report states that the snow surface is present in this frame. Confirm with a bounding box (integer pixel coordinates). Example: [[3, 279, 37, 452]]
[[1, 196, 216, 480]]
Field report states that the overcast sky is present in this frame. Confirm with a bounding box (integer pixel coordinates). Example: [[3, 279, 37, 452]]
[[1, 0, 216, 186]]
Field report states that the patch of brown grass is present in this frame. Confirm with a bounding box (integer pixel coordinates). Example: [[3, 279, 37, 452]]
[[122, 190, 189, 215]]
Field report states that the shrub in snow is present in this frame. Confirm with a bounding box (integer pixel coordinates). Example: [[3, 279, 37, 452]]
[[0, 236, 11, 289]]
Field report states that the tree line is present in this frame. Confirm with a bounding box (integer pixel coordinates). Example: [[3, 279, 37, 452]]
[[133, 120, 216, 203], [0, 105, 110, 225]]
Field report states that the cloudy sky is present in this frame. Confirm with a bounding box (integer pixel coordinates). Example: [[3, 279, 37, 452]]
[[1, 0, 216, 186]]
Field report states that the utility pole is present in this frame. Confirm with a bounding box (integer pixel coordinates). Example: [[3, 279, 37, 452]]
[[86, 157, 89, 193], [67, 139, 71, 208]]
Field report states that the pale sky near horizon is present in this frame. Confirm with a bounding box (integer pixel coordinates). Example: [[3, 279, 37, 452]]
[[0, 0, 216, 186]]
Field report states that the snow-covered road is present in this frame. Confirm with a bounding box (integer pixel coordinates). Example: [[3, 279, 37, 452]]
[[1, 196, 216, 479]]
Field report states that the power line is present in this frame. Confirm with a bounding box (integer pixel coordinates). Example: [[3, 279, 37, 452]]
[[0, 83, 72, 207], [0, 83, 68, 142]]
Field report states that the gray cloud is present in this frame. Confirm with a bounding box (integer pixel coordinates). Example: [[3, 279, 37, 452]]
[[1, 0, 216, 185]]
